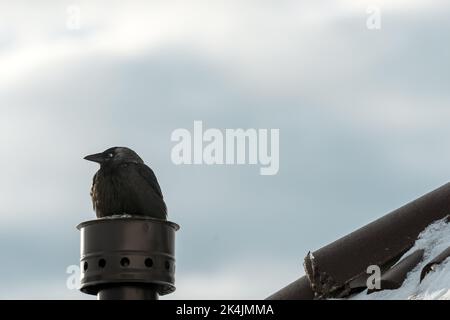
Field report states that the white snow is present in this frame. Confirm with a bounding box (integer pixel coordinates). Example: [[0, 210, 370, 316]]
[[351, 217, 450, 300]]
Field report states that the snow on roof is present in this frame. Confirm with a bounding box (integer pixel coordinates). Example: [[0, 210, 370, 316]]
[[351, 217, 450, 300]]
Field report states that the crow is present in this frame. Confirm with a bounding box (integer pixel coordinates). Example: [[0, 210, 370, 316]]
[[84, 147, 167, 220]]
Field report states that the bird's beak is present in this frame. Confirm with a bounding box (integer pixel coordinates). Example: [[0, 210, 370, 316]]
[[84, 153, 104, 163]]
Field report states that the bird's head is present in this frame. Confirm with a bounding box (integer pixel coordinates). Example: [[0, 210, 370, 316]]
[[84, 147, 144, 167]]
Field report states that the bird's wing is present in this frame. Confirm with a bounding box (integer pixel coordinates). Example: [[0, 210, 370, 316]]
[[136, 163, 164, 199]]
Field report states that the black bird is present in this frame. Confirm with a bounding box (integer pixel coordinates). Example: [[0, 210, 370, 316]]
[[84, 147, 167, 220]]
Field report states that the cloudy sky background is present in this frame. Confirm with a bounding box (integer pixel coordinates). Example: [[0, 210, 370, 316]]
[[1, 0, 450, 299]]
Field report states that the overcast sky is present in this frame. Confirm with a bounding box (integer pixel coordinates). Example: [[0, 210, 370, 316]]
[[1, 0, 450, 299]]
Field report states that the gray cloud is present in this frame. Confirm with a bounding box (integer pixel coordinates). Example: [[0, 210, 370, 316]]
[[1, 1, 450, 299]]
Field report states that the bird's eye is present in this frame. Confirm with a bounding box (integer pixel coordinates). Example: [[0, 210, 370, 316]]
[[108, 153, 114, 158]]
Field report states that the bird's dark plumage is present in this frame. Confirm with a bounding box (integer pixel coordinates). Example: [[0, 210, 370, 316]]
[[84, 147, 167, 220]]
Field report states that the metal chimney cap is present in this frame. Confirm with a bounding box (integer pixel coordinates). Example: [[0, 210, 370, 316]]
[[77, 215, 180, 297]]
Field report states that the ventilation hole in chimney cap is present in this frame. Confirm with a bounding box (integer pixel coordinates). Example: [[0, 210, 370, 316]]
[[120, 257, 130, 267], [145, 258, 153, 268], [98, 259, 106, 268], [165, 261, 170, 270], [83, 261, 89, 271]]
